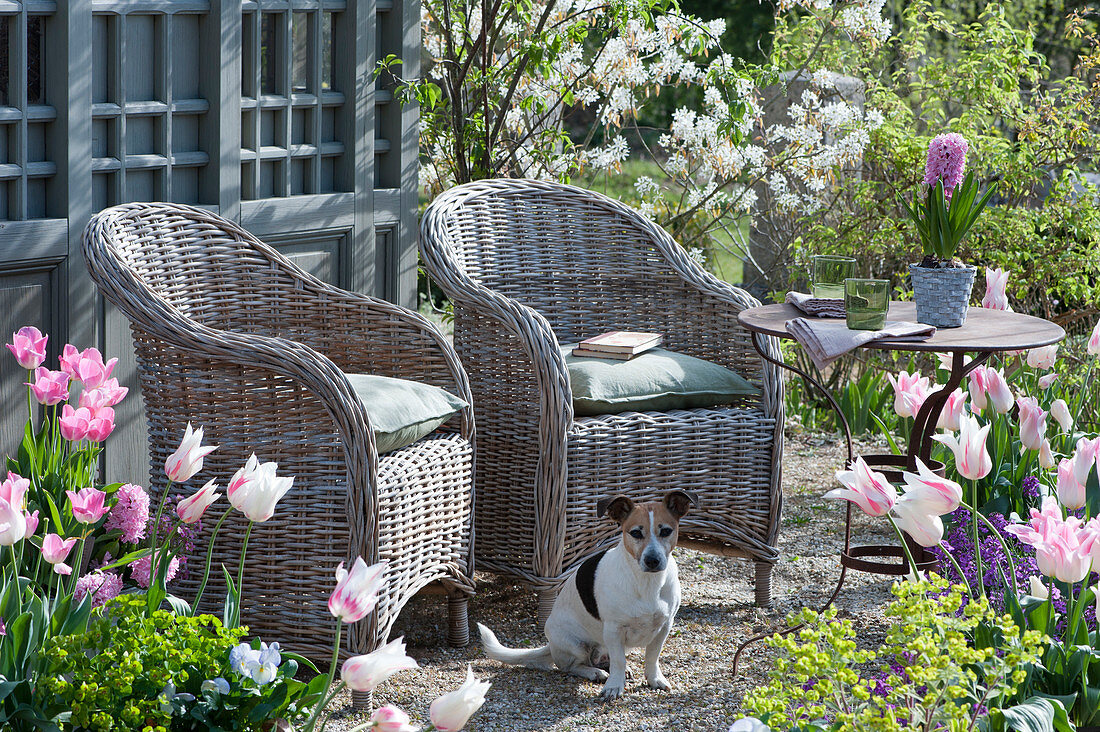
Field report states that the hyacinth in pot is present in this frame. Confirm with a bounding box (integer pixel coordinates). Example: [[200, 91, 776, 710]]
[[900, 133, 997, 328]]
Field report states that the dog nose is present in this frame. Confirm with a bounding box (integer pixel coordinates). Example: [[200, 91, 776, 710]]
[[643, 554, 663, 571]]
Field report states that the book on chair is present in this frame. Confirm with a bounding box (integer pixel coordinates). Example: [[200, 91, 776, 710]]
[[572, 331, 664, 360]]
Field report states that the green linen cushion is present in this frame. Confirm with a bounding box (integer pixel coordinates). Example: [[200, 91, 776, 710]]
[[560, 345, 759, 417], [344, 373, 467, 454]]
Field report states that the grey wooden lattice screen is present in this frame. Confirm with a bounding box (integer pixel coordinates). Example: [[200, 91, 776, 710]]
[[0, 0, 419, 482]]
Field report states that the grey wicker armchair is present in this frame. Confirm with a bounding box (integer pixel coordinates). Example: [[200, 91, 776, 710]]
[[419, 179, 784, 620], [83, 202, 475, 663]]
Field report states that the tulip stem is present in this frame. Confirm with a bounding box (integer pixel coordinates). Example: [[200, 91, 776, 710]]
[[232, 520, 253, 629], [150, 479, 173, 552], [962, 499, 1018, 601], [191, 507, 232, 615], [316, 681, 347, 732], [936, 540, 973, 597], [67, 530, 88, 597], [969, 480, 985, 597], [9, 545, 22, 614], [887, 517, 921, 582], [304, 619, 343, 732]]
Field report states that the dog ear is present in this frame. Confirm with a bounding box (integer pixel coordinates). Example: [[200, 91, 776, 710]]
[[597, 495, 635, 523], [664, 490, 698, 518]]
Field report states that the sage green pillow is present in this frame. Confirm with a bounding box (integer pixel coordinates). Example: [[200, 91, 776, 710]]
[[560, 345, 759, 417], [344, 373, 467, 454]]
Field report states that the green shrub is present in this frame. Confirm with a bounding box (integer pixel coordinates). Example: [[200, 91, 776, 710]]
[[40, 594, 323, 731]]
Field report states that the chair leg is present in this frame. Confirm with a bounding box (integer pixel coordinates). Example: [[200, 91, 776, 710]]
[[754, 561, 773, 607], [351, 689, 372, 712], [447, 593, 470, 647], [536, 586, 557, 628]]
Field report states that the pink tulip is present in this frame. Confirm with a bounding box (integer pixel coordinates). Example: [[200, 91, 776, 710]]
[[0, 498, 27, 546], [79, 379, 128, 410], [66, 487, 109, 524], [369, 705, 415, 732], [1038, 373, 1060, 390], [1026, 345, 1058, 371], [1071, 437, 1100, 486], [41, 533, 78, 573], [900, 458, 963, 515], [826, 457, 897, 517], [430, 665, 491, 732], [981, 267, 1011, 310], [26, 367, 70, 406], [1039, 439, 1056, 470], [933, 415, 992, 480], [7, 326, 47, 370], [887, 371, 932, 419], [1017, 396, 1047, 452], [1007, 497, 1093, 583], [0, 472, 29, 511], [226, 455, 294, 522], [1090, 319, 1100, 357], [936, 388, 967, 431], [967, 365, 1013, 413], [23, 510, 38, 538], [176, 479, 221, 524], [165, 423, 218, 482], [1058, 458, 1087, 510], [936, 352, 971, 372], [328, 557, 387, 623], [60, 346, 118, 389], [84, 407, 116, 443], [59, 405, 91, 442], [340, 638, 419, 692], [1051, 399, 1073, 432]]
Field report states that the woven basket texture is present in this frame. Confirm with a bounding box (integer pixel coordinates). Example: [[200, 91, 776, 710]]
[[82, 202, 475, 661], [909, 263, 977, 328], [419, 179, 785, 608]]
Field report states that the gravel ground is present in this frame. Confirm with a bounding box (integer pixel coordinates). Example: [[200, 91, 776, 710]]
[[322, 431, 898, 731]]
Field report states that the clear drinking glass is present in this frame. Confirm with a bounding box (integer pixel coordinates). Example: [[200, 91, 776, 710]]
[[812, 255, 857, 299], [845, 278, 890, 331]]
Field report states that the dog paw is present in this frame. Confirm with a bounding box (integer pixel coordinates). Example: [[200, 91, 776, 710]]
[[646, 674, 672, 692], [599, 683, 624, 702], [589, 669, 609, 683]]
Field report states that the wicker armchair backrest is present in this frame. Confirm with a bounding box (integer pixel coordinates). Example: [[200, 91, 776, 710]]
[[87, 202, 323, 339], [432, 180, 715, 343]]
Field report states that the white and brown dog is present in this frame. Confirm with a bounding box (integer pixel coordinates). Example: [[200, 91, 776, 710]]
[[478, 490, 697, 701]]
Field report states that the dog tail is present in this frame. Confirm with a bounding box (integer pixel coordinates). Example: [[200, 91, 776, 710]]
[[477, 623, 554, 670]]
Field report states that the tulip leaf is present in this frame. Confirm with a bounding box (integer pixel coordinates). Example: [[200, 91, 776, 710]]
[[989, 696, 1060, 732], [222, 565, 239, 629], [165, 594, 191, 617], [281, 650, 321, 675]]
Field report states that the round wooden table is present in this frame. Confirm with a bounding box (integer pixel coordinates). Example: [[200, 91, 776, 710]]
[[738, 301, 1065, 575]]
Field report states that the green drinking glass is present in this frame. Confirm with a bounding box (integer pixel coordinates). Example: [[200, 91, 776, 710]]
[[845, 278, 890, 331], [812, 255, 856, 300]]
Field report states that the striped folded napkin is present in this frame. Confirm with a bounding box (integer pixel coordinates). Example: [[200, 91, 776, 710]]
[[786, 318, 936, 370], [785, 291, 846, 318]]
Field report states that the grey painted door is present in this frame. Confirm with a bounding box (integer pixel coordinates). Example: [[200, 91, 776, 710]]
[[0, 0, 419, 483]]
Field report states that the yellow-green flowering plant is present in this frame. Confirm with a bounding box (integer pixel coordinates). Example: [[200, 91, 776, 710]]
[[743, 576, 1060, 732]]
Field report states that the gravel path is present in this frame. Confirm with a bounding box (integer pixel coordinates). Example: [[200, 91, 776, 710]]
[[323, 431, 898, 731]]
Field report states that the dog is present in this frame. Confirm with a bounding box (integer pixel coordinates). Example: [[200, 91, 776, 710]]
[[478, 490, 697, 701]]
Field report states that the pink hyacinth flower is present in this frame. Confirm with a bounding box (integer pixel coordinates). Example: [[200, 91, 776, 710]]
[[1017, 396, 1047, 453], [923, 133, 969, 197], [26, 367, 70, 406], [7, 326, 47, 370], [66, 487, 109, 524], [103, 483, 150, 544], [981, 267, 1011, 310], [827, 456, 897, 517], [328, 557, 387, 623]]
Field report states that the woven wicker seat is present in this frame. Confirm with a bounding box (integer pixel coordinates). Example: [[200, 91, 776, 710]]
[[83, 202, 475, 662], [419, 179, 784, 620]]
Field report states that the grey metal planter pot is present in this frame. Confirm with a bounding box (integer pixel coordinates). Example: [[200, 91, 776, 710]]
[[909, 263, 977, 328]]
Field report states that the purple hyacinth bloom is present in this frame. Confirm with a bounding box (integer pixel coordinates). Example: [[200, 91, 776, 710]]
[[923, 133, 968, 198]]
